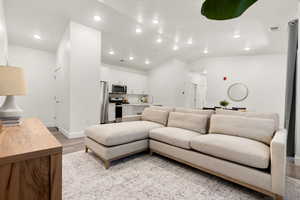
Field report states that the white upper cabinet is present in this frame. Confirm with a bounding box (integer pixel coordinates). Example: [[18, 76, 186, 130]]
[[100, 64, 148, 95], [126, 78, 148, 95]]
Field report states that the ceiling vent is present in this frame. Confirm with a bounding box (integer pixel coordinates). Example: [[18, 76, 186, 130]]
[[120, 59, 125, 63], [269, 26, 280, 32]]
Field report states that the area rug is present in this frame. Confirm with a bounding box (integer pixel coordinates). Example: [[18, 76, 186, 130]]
[[63, 151, 300, 200]]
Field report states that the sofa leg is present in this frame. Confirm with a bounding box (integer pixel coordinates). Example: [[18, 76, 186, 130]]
[[85, 146, 88, 153], [103, 160, 110, 169]]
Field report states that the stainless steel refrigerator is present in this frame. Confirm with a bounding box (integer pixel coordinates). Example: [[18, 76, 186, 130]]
[[100, 81, 109, 124], [285, 19, 298, 156]]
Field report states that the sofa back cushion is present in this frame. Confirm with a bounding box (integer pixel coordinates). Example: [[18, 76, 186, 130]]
[[168, 112, 208, 134], [175, 108, 214, 132], [216, 109, 279, 130], [142, 107, 169, 125], [209, 114, 276, 145], [175, 107, 214, 117]]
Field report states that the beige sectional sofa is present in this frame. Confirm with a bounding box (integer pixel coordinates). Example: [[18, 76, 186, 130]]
[[84, 106, 286, 200]]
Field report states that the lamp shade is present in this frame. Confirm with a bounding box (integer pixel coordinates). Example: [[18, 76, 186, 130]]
[[0, 66, 26, 96]]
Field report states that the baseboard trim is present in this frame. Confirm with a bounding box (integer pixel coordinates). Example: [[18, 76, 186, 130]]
[[68, 131, 85, 139], [58, 127, 69, 138], [58, 127, 85, 139], [33, 121, 55, 127]]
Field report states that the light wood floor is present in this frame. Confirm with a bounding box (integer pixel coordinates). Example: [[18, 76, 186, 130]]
[[50, 130, 300, 180], [286, 157, 300, 180], [51, 130, 85, 155]]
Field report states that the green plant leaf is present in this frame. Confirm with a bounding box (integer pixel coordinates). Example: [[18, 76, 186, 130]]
[[220, 100, 229, 107], [201, 0, 258, 20]]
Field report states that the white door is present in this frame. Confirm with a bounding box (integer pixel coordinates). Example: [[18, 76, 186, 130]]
[[184, 82, 197, 108], [54, 67, 64, 129], [197, 84, 207, 108], [184, 81, 207, 109]]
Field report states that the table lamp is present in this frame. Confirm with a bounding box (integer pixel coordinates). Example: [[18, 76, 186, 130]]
[[0, 66, 26, 119]]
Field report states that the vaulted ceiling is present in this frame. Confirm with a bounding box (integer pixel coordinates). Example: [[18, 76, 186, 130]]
[[4, 0, 297, 70]]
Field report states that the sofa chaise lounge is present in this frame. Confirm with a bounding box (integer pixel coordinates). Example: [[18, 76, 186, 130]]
[[84, 106, 286, 200]]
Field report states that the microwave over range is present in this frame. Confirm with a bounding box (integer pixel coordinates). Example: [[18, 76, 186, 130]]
[[111, 84, 127, 94]]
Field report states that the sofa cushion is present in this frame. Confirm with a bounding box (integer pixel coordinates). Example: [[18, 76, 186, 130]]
[[142, 108, 169, 125], [209, 114, 275, 145], [85, 121, 163, 146], [216, 109, 279, 130], [190, 134, 270, 169], [168, 112, 208, 134], [175, 107, 214, 117], [149, 127, 199, 149], [175, 108, 214, 132]]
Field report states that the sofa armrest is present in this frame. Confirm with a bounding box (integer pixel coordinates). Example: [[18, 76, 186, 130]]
[[122, 115, 142, 122], [270, 129, 287, 196]]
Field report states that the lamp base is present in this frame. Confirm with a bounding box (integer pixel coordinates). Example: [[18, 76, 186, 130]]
[[0, 96, 23, 118]]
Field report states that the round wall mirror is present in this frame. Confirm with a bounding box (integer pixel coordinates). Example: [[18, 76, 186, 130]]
[[227, 83, 249, 102]]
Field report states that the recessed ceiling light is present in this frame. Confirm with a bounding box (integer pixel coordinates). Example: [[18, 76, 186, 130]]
[[173, 45, 179, 51], [109, 50, 115, 55], [33, 34, 41, 40], [244, 47, 251, 51], [187, 38, 193, 45], [202, 69, 208, 75], [156, 37, 162, 43], [152, 19, 159, 24], [145, 59, 150, 65], [203, 49, 208, 54], [233, 34, 240, 38], [129, 56, 134, 60], [136, 27, 142, 34], [94, 15, 102, 22]]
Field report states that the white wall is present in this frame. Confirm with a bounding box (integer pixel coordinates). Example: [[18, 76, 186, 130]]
[[189, 54, 287, 127], [0, 0, 7, 104], [148, 59, 187, 107], [55, 26, 70, 131], [100, 64, 148, 91], [69, 22, 101, 134], [1, 6, 56, 127], [56, 22, 101, 138], [8, 45, 56, 126], [0, 0, 7, 65]]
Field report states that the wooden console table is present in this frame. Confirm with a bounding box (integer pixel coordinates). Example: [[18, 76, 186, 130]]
[[0, 118, 63, 200]]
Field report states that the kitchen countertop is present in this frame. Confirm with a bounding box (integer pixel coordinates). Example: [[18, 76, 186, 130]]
[[123, 104, 151, 106], [109, 102, 152, 106]]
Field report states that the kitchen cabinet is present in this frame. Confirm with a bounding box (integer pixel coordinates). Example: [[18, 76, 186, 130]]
[[127, 89, 147, 95], [126, 81, 148, 95], [122, 104, 150, 116], [122, 105, 128, 116]]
